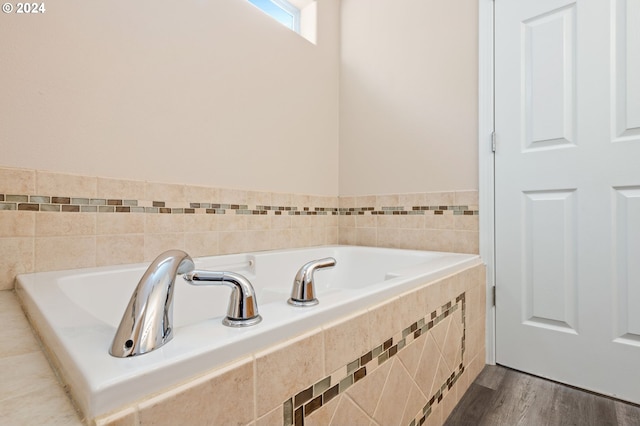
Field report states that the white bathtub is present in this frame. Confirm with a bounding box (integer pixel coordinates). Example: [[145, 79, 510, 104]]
[[16, 245, 480, 419]]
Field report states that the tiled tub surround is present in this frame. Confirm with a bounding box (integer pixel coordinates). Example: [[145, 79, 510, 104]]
[[18, 246, 480, 419], [0, 166, 479, 291], [338, 193, 479, 254], [0, 167, 339, 291], [89, 263, 486, 426]]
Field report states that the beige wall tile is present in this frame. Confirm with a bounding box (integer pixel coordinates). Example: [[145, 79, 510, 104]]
[[345, 356, 393, 417], [453, 215, 479, 232], [0, 385, 82, 425], [0, 351, 63, 406], [270, 229, 291, 250], [97, 235, 144, 267], [398, 284, 429, 332], [355, 228, 377, 247], [291, 214, 314, 229], [97, 178, 145, 200], [247, 190, 271, 208], [184, 185, 219, 204], [423, 229, 456, 252], [137, 357, 254, 425], [291, 194, 310, 210], [184, 214, 217, 232], [372, 359, 414, 426], [325, 226, 339, 245], [144, 234, 185, 262], [390, 214, 425, 230], [35, 236, 96, 271], [425, 213, 455, 230], [270, 192, 290, 207], [97, 213, 144, 235], [270, 214, 291, 230], [338, 196, 355, 209], [424, 192, 455, 207], [397, 329, 425, 377], [398, 193, 426, 208], [414, 333, 444, 398], [246, 215, 271, 231], [354, 195, 376, 208], [305, 394, 339, 426], [145, 214, 185, 234], [184, 232, 219, 258], [255, 329, 324, 416], [338, 214, 355, 229], [330, 396, 372, 426], [0, 292, 40, 357], [355, 214, 376, 228], [455, 190, 479, 206], [0, 167, 36, 194], [465, 318, 485, 364], [218, 214, 247, 232], [255, 406, 281, 426], [218, 188, 248, 206], [144, 182, 185, 203], [368, 297, 403, 347], [338, 227, 356, 246], [324, 311, 371, 373], [377, 228, 427, 251], [0, 211, 35, 237], [376, 194, 399, 208], [36, 213, 96, 237], [424, 399, 443, 426], [36, 171, 97, 197], [453, 230, 479, 254], [0, 238, 34, 290], [400, 383, 429, 426], [441, 380, 460, 424]]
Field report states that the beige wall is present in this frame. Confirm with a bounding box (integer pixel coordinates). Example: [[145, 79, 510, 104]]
[[0, 0, 340, 196], [339, 0, 479, 195]]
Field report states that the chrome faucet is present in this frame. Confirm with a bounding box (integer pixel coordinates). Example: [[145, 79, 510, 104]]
[[183, 270, 262, 327], [288, 257, 336, 307], [110, 250, 194, 358]]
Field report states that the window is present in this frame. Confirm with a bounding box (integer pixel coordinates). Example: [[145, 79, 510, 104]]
[[249, 0, 300, 33]]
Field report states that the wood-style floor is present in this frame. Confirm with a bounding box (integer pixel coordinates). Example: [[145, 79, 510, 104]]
[[444, 365, 640, 426]]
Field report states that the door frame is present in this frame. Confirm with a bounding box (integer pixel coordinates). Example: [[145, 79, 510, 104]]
[[478, 0, 496, 365]]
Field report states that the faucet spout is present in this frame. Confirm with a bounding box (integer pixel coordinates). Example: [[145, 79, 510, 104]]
[[183, 270, 262, 327], [110, 250, 194, 358], [288, 257, 336, 307]]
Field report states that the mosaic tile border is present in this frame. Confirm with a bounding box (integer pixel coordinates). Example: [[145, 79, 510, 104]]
[[0, 193, 477, 216], [0, 193, 338, 215], [340, 206, 479, 216], [281, 292, 466, 426]]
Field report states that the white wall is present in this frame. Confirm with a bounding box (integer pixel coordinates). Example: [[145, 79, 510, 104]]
[[339, 0, 479, 196], [0, 0, 340, 196]]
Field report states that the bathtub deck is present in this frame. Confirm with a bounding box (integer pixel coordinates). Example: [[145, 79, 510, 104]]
[[444, 365, 640, 426], [0, 290, 82, 424]]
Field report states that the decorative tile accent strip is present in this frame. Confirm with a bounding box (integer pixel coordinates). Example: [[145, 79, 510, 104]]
[[0, 193, 339, 216], [340, 205, 479, 216], [281, 292, 466, 426]]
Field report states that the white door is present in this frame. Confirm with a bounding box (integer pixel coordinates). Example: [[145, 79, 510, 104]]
[[495, 0, 640, 403]]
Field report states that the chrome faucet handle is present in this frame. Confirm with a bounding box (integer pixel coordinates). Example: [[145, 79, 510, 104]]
[[183, 270, 262, 327], [110, 250, 194, 358], [288, 257, 336, 307]]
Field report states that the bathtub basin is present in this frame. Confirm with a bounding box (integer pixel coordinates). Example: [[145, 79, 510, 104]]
[[16, 245, 480, 419]]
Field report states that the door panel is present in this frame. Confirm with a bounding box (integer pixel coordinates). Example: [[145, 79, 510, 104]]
[[523, 4, 576, 149], [495, 0, 640, 403], [523, 189, 578, 333]]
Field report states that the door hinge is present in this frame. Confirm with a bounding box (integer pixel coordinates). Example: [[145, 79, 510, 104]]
[[492, 285, 496, 306], [491, 131, 496, 153]]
